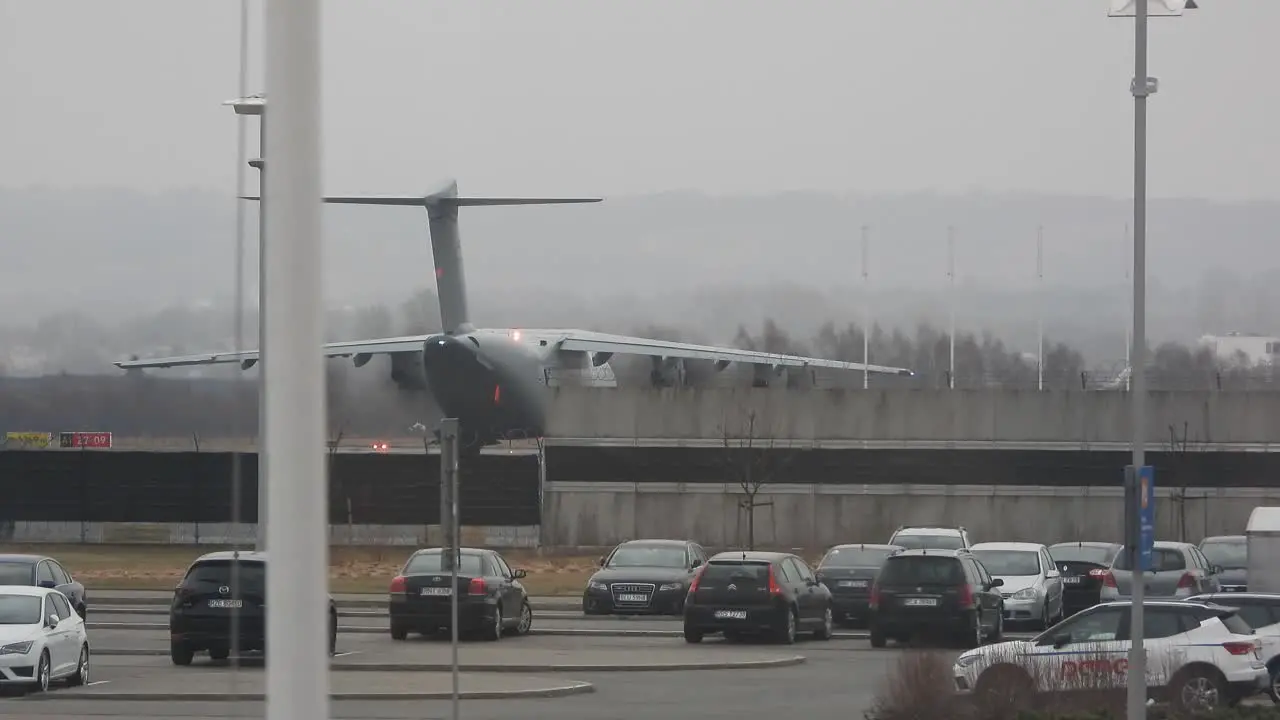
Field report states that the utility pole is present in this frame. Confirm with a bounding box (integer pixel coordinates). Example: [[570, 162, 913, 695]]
[[1037, 225, 1045, 391], [947, 225, 956, 389], [861, 225, 871, 390]]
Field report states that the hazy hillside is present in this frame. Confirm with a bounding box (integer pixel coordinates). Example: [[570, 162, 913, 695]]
[[1, 186, 1276, 365]]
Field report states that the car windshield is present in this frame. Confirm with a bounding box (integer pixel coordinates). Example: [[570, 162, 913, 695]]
[[1049, 545, 1117, 565], [184, 560, 266, 592], [820, 547, 895, 568], [1200, 541, 1247, 570], [0, 595, 41, 625], [607, 545, 687, 568], [702, 561, 770, 583], [973, 550, 1041, 576], [891, 534, 964, 550], [0, 563, 32, 585], [1112, 547, 1185, 572], [405, 553, 485, 576], [878, 557, 965, 585]]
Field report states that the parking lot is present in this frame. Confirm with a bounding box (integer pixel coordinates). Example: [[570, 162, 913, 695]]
[[0, 592, 1022, 720]]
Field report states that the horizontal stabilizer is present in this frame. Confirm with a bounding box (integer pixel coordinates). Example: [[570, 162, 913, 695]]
[[238, 196, 601, 206]]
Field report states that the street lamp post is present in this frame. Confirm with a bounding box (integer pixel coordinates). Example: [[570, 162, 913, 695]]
[[1106, 2, 1198, 719], [225, 94, 268, 551]]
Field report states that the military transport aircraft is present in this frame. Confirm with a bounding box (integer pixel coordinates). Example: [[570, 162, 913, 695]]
[[115, 181, 912, 454]]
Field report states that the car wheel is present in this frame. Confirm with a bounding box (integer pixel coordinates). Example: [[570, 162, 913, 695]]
[[775, 607, 797, 645], [67, 644, 89, 687], [814, 606, 833, 641], [990, 610, 1003, 643], [510, 600, 533, 636], [330, 612, 338, 655], [683, 624, 703, 643], [869, 625, 887, 648], [974, 665, 1035, 713], [483, 604, 503, 641], [170, 640, 194, 666], [35, 650, 50, 693], [1268, 660, 1280, 704], [960, 611, 982, 649], [1172, 666, 1227, 714], [390, 618, 409, 640], [1039, 603, 1050, 630]]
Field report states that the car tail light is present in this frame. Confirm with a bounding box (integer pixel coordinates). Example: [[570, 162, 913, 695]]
[[1101, 571, 1118, 588], [468, 577, 487, 595], [1222, 641, 1254, 656], [869, 582, 881, 610], [689, 567, 705, 593], [766, 566, 783, 595], [957, 583, 974, 608], [1088, 568, 1108, 578], [1177, 573, 1195, 589], [389, 576, 406, 594]]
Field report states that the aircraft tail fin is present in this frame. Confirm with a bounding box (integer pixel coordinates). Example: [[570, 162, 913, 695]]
[[243, 181, 600, 335]]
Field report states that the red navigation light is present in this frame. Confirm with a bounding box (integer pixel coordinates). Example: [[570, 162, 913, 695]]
[[372, 441, 389, 452]]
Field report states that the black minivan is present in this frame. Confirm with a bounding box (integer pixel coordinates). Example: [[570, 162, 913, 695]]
[[868, 549, 1004, 648]]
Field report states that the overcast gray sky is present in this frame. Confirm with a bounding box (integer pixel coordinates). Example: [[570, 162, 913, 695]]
[[1, 1, 1276, 201]]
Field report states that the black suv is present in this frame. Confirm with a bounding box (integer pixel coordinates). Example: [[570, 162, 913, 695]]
[[682, 551, 834, 644], [168, 551, 337, 665], [869, 549, 1004, 648]]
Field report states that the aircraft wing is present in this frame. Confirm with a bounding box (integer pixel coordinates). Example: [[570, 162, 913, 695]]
[[113, 335, 430, 370], [553, 330, 914, 376]]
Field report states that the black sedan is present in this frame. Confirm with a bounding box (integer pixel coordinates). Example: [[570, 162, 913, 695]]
[[1047, 541, 1121, 617], [816, 543, 903, 627], [582, 539, 707, 616], [388, 547, 532, 641], [0, 554, 87, 618]]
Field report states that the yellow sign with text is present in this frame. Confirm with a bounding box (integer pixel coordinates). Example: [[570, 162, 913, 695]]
[[4, 432, 52, 448]]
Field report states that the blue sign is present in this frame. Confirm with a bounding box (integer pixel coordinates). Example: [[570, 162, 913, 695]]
[[1138, 465, 1155, 571]]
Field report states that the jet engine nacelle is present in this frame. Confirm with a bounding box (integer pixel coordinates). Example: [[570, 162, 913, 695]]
[[389, 350, 429, 391]]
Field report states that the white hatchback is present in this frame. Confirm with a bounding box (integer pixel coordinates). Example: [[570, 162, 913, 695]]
[[953, 600, 1268, 713], [0, 587, 90, 693]]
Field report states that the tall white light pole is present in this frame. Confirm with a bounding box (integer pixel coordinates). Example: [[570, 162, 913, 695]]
[[262, 0, 328, 717], [1124, 223, 1132, 391], [1037, 225, 1045, 391], [1107, 3, 1198, 719], [225, 93, 268, 551], [947, 225, 956, 389], [861, 224, 871, 390]]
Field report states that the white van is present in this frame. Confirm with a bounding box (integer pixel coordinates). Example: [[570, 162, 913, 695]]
[[1245, 507, 1280, 593]]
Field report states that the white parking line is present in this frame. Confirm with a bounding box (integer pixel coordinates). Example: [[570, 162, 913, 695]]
[[331, 651, 361, 658], [85, 680, 111, 687]]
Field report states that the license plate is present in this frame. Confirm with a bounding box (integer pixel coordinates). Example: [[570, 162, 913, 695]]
[[715, 610, 747, 620], [904, 598, 937, 607], [839, 580, 868, 588], [420, 587, 451, 596], [617, 593, 648, 603], [208, 599, 243, 608], [1063, 576, 1081, 584]]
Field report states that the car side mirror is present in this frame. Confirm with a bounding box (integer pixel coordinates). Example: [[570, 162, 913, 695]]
[[1052, 633, 1071, 649], [990, 578, 1004, 588], [1046, 570, 1060, 579], [598, 557, 606, 567], [512, 569, 527, 579], [46, 614, 59, 629], [37, 580, 56, 589], [691, 558, 703, 569]]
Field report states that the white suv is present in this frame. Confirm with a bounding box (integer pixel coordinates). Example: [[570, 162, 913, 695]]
[[887, 526, 971, 551], [953, 600, 1268, 713]]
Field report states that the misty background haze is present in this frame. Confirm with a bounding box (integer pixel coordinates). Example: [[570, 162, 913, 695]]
[[1, 2, 1277, 403]]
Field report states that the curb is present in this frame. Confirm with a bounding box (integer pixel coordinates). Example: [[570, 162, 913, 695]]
[[94, 596, 580, 610], [89, 623, 868, 639], [88, 649, 806, 672], [31, 681, 596, 702]]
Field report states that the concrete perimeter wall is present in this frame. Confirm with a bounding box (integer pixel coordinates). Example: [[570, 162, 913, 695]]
[[0, 522, 539, 548], [541, 483, 1276, 550], [545, 388, 1280, 444]]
